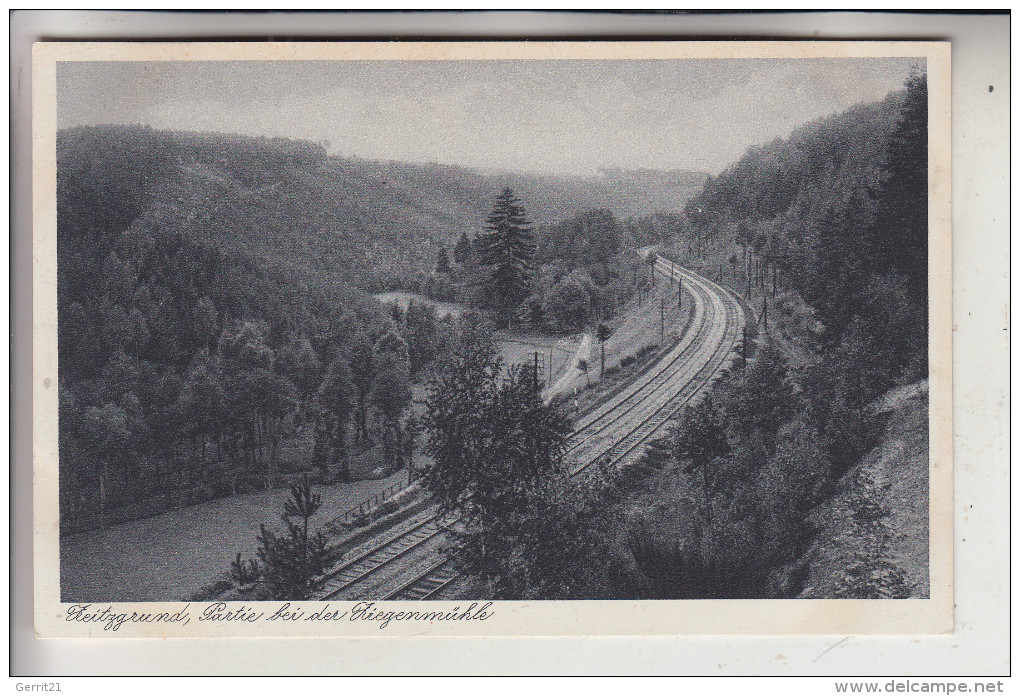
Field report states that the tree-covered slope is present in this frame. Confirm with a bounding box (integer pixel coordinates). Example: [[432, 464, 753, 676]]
[[56, 127, 457, 535], [55, 125, 702, 537], [684, 75, 927, 379], [630, 72, 932, 599], [449, 73, 934, 601], [58, 126, 706, 293]]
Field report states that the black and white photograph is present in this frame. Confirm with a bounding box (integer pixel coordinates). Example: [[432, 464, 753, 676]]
[[31, 39, 954, 638]]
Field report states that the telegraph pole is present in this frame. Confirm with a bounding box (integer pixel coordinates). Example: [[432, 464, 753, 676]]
[[596, 323, 612, 377], [660, 298, 665, 342], [678, 278, 683, 308], [742, 326, 748, 367], [532, 351, 540, 392], [761, 296, 768, 331]]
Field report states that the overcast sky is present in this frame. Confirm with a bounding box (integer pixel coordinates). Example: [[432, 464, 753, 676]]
[[58, 58, 921, 176]]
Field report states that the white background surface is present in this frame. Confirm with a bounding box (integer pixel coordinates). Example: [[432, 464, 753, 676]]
[[9, 10, 1010, 676]]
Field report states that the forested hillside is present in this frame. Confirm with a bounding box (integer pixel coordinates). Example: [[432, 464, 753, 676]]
[[684, 73, 927, 379], [59, 126, 705, 295], [441, 72, 932, 600], [57, 128, 455, 534], [337, 160, 704, 293], [56, 126, 702, 535], [637, 72, 930, 598], [335, 158, 705, 231]]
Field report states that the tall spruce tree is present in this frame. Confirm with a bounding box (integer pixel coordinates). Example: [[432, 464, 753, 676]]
[[477, 188, 535, 326], [435, 246, 452, 275], [868, 70, 928, 331], [453, 232, 473, 265]]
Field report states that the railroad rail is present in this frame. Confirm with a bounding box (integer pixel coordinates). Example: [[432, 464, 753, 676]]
[[569, 258, 743, 473], [383, 559, 461, 600], [316, 513, 452, 600], [310, 258, 745, 602], [563, 265, 713, 458]]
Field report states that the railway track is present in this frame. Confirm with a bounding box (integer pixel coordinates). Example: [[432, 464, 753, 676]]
[[569, 259, 743, 473], [315, 513, 452, 600], [383, 559, 461, 600], [562, 271, 711, 456], [310, 258, 745, 602], [573, 279, 742, 476]]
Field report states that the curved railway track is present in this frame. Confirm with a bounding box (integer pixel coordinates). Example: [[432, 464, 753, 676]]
[[311, 258, 745, 602], [383, 559, 461, 601], [568, 258, 743, 473], [315, 514, 453, 600], [562, 270, 712, 456]]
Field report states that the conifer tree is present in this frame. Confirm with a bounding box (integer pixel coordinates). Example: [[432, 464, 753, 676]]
[[869, 70, 928, 303], [477, 188, 536, 326], [435, 246, 452, 275], [245, 474, 333, 600], [729, 338, 797, 448], [453, 232, 473, 265]]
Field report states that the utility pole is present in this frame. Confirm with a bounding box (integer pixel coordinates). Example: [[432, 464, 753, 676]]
[[742, 326, 748, 367], [761, 296, 768, 331], [532, 351, 540, 392], [678, 278, 683, 308], [660, 298, 665, 342], [596, 323, 612, 377]]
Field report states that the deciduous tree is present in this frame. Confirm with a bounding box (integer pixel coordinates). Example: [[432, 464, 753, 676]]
[[422, 344, 572, 595], [313, 358, 356, 480]]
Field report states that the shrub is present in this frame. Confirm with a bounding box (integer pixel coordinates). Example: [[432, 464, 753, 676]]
[[232, 474, 336, 600], [229, 552, 259, 591]]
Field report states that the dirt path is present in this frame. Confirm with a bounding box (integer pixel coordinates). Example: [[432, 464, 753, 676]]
[[546, 265, 687, 405], [542, 332, 593, 401]]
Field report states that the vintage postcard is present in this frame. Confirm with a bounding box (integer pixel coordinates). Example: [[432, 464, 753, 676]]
[[32, 40, 952, 638]]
